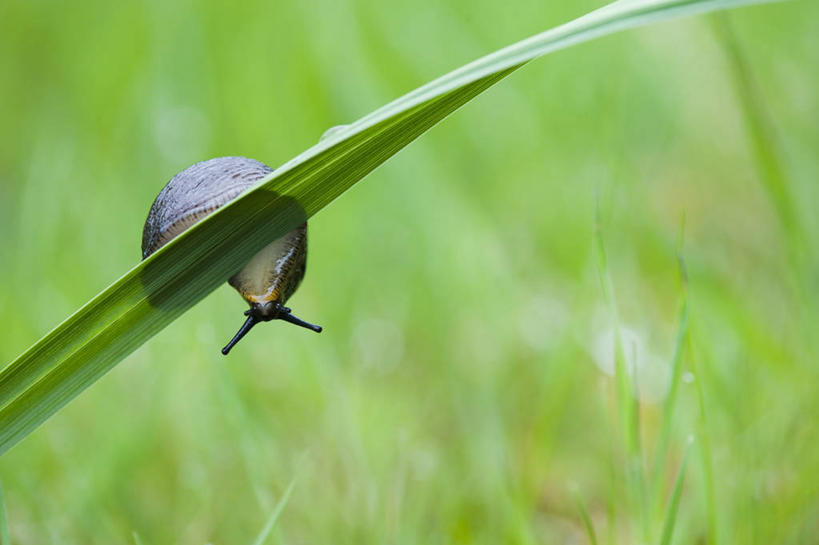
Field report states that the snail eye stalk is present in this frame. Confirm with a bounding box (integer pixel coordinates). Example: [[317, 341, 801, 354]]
[[279, 311, 323, 333], [221, 314, 259, 355], [221, 306, 322, 355]]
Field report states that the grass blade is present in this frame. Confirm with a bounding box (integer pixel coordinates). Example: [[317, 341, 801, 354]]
[[594, 205, 648, 541], [0, 0, 788, 456], [659, 441, 692, 545], [688, 335, 719, 544], [572, 486, 599, 545], [650, 245, 690, 523], [251, 480, 296, 545]]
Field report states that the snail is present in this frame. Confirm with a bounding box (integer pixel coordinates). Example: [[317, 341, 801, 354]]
[[142, 156, 322, 355]]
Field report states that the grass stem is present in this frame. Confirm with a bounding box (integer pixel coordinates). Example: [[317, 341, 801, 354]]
[[251, 480, 296, 545]]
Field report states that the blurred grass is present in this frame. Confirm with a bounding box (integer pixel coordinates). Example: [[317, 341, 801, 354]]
[[0, 482, 9, 545], [659, 442, 690, 545], [0, 0, 817, 543], [572, 487, 598, 545], [251, 479, 294, 545]]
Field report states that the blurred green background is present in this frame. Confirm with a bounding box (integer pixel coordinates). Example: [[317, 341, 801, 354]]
[[1, 0, 817, 543]]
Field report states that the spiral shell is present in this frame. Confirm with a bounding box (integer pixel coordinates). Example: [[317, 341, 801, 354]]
[[141, 156, 320, 354], [142, 156, 275, 258]]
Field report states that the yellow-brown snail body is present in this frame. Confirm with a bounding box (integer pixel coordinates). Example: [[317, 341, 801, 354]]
[[141, 156, 321, 355]]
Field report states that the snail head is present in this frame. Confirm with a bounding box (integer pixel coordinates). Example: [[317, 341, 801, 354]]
[[221, 301, 322, 355]]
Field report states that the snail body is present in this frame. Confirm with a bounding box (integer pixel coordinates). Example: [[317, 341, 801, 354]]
[[142, 156, 321, 355]]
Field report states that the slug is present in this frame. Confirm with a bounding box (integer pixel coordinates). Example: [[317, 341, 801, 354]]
[[141, 156, 322, 355]]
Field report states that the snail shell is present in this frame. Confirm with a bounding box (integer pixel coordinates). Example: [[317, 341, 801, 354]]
[[142, 156, 321, 355]]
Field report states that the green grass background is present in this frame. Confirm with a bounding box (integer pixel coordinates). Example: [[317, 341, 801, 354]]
[[1, 0, 817, 543]]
